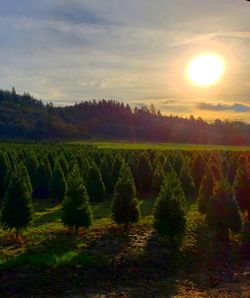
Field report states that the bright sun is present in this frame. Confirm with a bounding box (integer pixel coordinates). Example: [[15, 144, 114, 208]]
[[187, 53, 225, 87]]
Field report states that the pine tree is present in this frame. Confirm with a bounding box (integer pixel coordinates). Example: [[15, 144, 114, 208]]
[[51, 161, 67, 201], [136, 152, 153, 193], [179, 164, 195, 199], [112, 153, 123, 185], [233, 165, 250, 220], [100, 157, 114, 194], [197, 170, 214, 214], [192, 153, 206, 190], [1, 165, 33, 238], [153, 172, 186, 242], [25, 151, 38, 188], [0, 150, 10, 200], [86, 164, 105, 201], [62, 166, 92, 235], [111, 163, 140, 226], [206, 180, 242, 241], [152, 163, 165, 195], [33, 159, 52, 198]]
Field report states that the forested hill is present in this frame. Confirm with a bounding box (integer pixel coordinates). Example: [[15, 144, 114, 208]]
[[0, 88, 250, 145]]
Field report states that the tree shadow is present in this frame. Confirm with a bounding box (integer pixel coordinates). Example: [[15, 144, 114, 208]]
[[32, 206, 61, 227]]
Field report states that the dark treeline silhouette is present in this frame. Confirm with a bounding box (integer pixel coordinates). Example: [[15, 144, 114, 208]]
[[0, 88, 250, 145]]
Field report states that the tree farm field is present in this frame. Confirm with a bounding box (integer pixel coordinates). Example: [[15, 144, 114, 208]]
[[69, 140, 250, 151], [1, 143, 250, 297]]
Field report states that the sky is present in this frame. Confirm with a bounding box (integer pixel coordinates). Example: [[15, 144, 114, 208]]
[[0, 0, 250, 121]]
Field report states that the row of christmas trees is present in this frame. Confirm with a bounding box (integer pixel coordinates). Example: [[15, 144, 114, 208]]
[[0, 145, 250, 242]]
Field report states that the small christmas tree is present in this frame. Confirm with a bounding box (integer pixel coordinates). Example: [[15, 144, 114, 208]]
[[152, 163, 165, 195], [0, 150, 10, 200], [1, 165, 33, 238], [233, 164, 250, 220], [33, 158, 52, 198], [136, 152, 152, 193], [197, 170, 214, 214], [62, 166, 93, 235], [206, 179, 242, 241], [111, 163, 140, 226], [100, 157, 114, 194], [153, 172, 186, 242], [51, 161, 67, 201], [86, 164, 105, 201]]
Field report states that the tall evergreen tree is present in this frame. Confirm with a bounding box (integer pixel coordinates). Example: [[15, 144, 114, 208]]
[[1, 165, 33, 238], [206, 180, 242, 241], [86, 164, 105, 201], [153, 172, 186, 242], [51, 161, 67, 201], [111, 163, 140, 226], [62, 166, 92, 235]]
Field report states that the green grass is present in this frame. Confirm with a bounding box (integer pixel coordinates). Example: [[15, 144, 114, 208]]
[[1, 198, 249, 297], [0, 197, 156, 269], [68, 140, 250, 151]]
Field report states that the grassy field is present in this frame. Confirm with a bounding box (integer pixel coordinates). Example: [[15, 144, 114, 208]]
[[68, 140, 250, 151], [1, 197, 250, 297]]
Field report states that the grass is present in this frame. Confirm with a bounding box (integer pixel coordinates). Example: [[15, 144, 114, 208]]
[[68, 140, 250, 151], [1, 197, 250, 297], [0, 197, 156, 269]]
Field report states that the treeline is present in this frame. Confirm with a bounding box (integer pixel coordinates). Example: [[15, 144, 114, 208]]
[[1, 88, 250, 145], [0, 144, 249, 243]]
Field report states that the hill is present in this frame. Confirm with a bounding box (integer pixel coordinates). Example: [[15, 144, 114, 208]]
[[1, 88, 250, 145]]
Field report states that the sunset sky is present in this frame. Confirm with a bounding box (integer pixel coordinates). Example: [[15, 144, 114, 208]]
[[1, 0, 250, 121]]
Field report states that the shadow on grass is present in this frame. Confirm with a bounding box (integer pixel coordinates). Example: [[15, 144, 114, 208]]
[[32, 206, 62, 227]]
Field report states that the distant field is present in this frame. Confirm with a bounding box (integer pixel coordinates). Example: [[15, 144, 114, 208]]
[[68, 140, 250, 151]]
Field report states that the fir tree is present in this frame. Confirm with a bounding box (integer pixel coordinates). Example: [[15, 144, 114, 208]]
[[86, 164, 105, 201], [179, 164, 195, 199], [192, 153, 206, 190], [0, 150, 10, 200], [1, 165, 33, 238], [112, 153, 123, 185], [33, 159, 52, 198], [206, 180, 242, 241], [153, 172, 186, 242], [233, 165, 250, 220], [62, 166, 92, 235], [197, 170, 214, 214], [100, 157, 114, 194], [51, 161, 67, 201], [152, 163, 165, 195], [25, 151, 38, 188], [136, 152, 153, 193], [111, 163, 140, 226]]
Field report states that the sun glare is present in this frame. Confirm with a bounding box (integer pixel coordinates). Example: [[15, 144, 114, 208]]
[[187, 53, 225, 87]]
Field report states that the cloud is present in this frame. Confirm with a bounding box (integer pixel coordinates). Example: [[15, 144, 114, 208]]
[[198, 103, 250, 113]]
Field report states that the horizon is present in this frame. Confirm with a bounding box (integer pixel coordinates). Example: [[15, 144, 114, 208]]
[[1, 1, 250, 121]]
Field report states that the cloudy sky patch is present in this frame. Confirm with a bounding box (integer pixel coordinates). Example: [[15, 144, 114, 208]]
[[0, 0, 249, 120]]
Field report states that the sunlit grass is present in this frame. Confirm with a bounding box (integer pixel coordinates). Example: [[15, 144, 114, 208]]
[[0, 197, 156, 269], [68, 140, 250, 151]]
